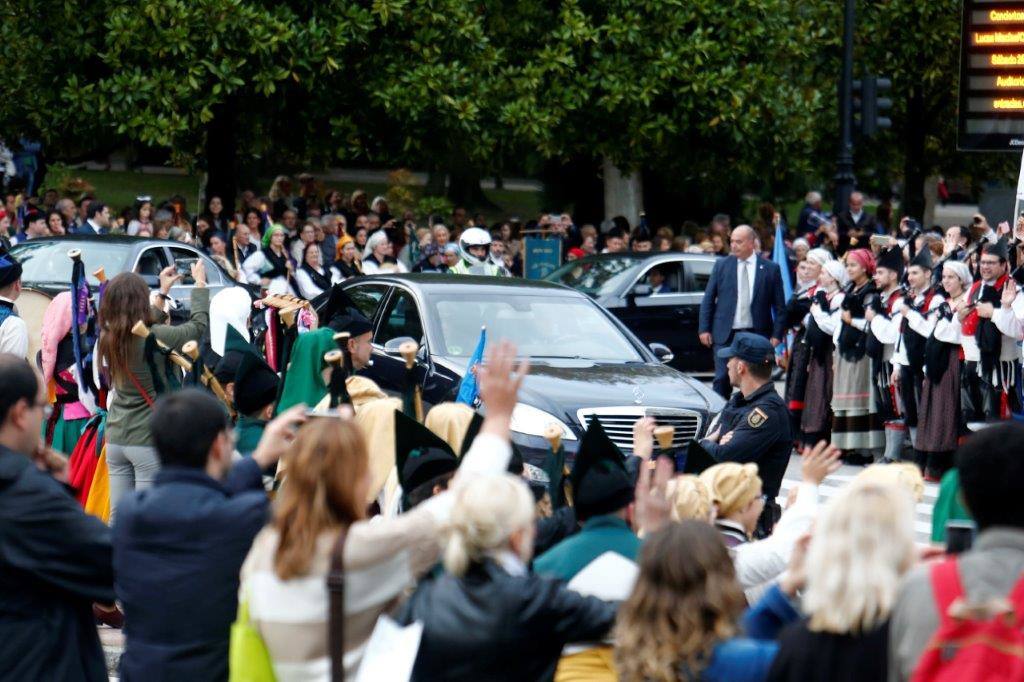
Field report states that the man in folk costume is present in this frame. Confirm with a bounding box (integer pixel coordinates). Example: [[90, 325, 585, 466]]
[[782, 248, 833, 441], [890, 247, 942, 454], [0, 248, 27, 357], [864, 246, 906, 461], [963, 238, 1021, 422]]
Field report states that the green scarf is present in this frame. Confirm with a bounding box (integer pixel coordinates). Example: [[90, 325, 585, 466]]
[[275, 328, 336, 413]]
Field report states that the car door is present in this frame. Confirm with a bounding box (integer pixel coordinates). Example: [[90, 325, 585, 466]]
[[678, 258, 716, 373], [369, 286, 442, 401], [612, 259, 696, 370]]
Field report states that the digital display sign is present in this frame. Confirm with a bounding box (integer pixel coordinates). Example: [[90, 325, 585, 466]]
[[959, 0, 1024, 150]]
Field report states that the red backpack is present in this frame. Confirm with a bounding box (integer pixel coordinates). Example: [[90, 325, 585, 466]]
[[911, 558, 1024, 682]]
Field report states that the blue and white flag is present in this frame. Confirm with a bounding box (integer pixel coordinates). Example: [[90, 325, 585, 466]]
[[456, 326, 487, 405]]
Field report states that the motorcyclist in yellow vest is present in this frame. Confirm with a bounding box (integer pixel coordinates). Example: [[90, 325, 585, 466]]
[[449, 227, 509, 276]]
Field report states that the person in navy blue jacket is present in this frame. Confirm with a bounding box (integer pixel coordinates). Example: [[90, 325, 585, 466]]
[[698, 225, 787, 398], [113, 389, 305, 682]]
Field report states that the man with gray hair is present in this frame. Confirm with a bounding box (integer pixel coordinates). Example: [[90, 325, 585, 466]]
[[319, 214, 339, 267], [699, 225, 787, 398], [796, 190, 826, 236]]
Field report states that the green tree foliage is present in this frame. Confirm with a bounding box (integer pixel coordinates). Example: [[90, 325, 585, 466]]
[[0, 0, 997, 218]]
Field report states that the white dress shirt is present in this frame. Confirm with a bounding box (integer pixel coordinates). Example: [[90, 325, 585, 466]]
[[0, 296, 28, 358], [732, 254, 757, 329]]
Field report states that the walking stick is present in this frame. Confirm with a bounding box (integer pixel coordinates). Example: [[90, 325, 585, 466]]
[[131, 321, 193, 372], [399, 340, 424, 422]]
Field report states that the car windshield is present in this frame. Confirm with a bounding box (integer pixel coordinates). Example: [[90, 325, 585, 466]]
[[11, 240, 131, 287], [545, 256, 644, 296], [430, 292, 643, 361]]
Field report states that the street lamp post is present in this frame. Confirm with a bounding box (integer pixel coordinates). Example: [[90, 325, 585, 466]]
[[833, 0, 856, 215]]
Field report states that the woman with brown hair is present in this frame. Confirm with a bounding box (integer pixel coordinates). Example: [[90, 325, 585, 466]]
[[239, 341, 524, 680], [100, 262, 208, 521], [615, 521, 803, 682]]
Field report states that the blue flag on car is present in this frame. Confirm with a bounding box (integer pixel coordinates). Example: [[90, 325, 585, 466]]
[[456, 326, 487, 405]]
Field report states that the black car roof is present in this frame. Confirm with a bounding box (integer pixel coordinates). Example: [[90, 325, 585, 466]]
[[353, 273, 578, 294]]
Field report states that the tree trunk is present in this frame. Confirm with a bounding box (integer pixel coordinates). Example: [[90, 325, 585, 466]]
[[447, 160, 495, 209], [204, 97, 238, 215], [902, 86, 927, 221]]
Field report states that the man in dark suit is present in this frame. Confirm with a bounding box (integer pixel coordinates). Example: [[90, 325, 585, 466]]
[[698, 225, 786, 398], [835, 191, 879, 252], [78, 201, 111, 235]]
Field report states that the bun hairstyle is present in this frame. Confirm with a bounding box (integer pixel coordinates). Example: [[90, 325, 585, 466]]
[[443, 474, 534, 577], [666, 475, 714, 522]]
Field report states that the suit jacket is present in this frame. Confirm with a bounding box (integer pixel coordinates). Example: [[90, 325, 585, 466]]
[[699, 255, 787, 345], [836, 210, 880, 252], [113, 459, 269, 682], [0, 446, 115, 682]]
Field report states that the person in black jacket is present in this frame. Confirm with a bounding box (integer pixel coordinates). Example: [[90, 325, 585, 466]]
[[0, 354, 115, 682], [396, 473, 617, 681]]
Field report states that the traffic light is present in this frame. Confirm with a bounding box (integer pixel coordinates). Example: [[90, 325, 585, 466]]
[[852, 75, 892, 137]]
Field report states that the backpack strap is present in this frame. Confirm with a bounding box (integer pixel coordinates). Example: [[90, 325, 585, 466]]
[[327, 526, 348, 682], [930, 557, 965, 625]]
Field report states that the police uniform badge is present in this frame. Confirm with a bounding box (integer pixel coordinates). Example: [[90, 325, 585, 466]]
[[747, 407, 768, 428]]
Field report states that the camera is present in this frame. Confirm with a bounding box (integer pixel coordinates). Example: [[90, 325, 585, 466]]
[[174, 257, 198, 277]]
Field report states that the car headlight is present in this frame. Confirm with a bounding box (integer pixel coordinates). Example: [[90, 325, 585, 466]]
[[510, 403, 578, 441]]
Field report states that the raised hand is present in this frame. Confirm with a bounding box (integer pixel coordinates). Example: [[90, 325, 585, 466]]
[[800, 440, 842, 485], [634, 455, 674, 536]]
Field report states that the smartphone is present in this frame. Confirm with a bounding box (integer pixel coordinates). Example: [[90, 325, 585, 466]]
[[174, 257, 198, 277], [946, 520, 977, 554]]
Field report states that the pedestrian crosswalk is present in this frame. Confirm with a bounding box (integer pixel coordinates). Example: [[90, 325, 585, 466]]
[[777, 454, 939, 544]]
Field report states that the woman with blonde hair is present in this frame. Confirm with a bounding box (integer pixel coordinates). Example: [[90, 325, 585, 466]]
[[396, 473, 617, 681], [766, 483, 916, 681], [239, 341, 525, 680], [666, 474, 714, 523], [616, 521, 803, 682]]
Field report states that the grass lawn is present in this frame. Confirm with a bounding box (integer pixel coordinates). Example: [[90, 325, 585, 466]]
[[69, 169, 542, 222]]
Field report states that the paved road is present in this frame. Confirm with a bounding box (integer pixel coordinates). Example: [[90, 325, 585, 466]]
[[777, 453, 938, 545]]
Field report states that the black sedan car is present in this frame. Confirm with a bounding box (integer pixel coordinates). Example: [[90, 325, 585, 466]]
[[338, 273, 725, 464], [10, 235, 246, 320], [545, 252, 719, 375]]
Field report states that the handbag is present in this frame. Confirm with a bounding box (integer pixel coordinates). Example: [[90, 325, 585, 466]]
[[328, 526, 348, 682], [229, 593, 277, 682]]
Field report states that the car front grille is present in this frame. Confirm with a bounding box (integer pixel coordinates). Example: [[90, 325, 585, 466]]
[[576, 407, 703, 452]]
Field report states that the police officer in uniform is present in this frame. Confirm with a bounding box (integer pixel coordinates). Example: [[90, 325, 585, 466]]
[[698, 332, 791, 536]]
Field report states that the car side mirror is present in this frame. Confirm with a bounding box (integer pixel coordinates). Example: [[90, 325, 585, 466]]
[[649, 342, 674, 364], [385, 333, 415, 356]]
